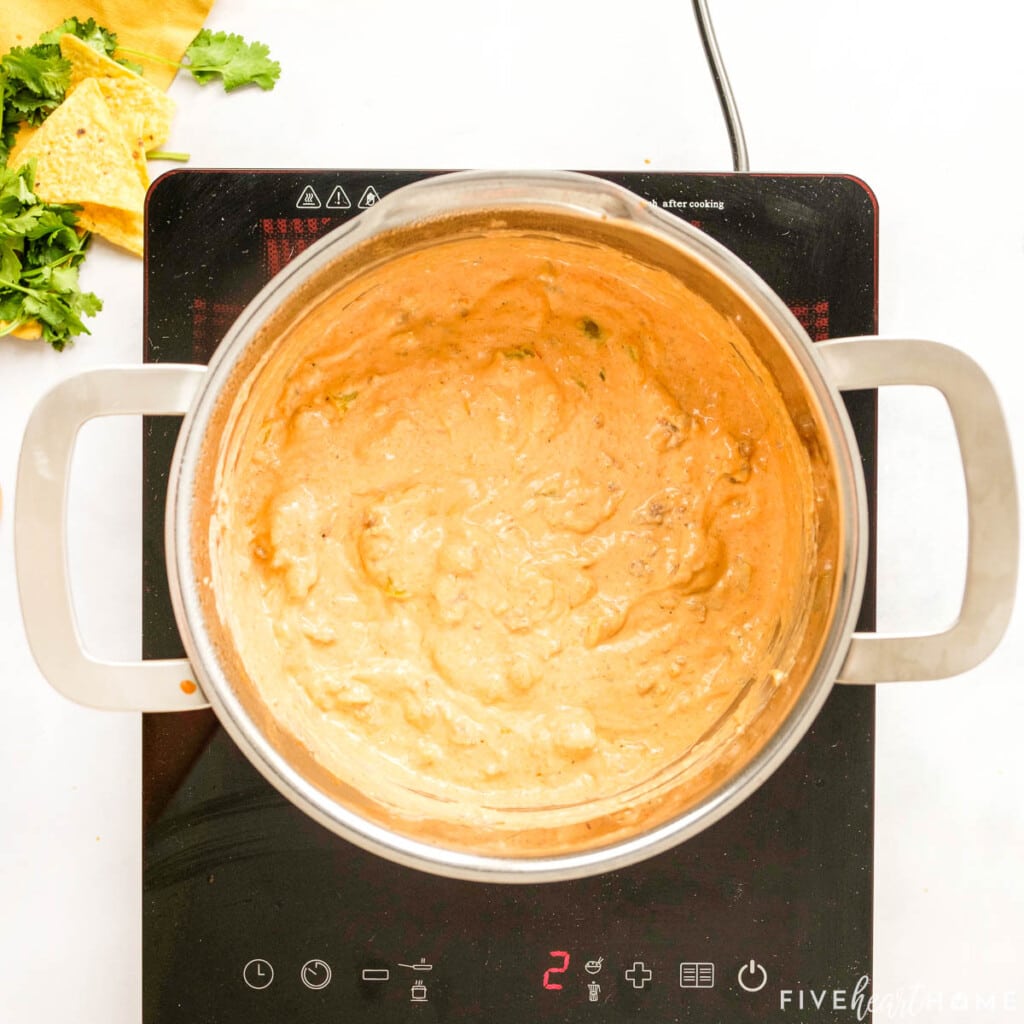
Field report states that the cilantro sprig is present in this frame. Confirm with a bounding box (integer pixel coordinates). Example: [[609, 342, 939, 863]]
[[182, 30, 280, 91], [117, 29, 281, 92], [0, 161, 101, 350], [1, 48, 70, 162], [38, 17, 120, 56]]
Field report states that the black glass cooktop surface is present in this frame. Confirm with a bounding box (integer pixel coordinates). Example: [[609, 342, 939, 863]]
[[143, 169, 878, 1024]]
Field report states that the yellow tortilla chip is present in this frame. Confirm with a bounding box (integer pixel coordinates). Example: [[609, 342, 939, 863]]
[[75, 205, 144, 258], [60, 35, 175, 152], [80, 79, 152, 191], [15, 78, 145, 213], [0, 319, 44, 340], [60, 32, 140, 82], [6, 123, 38, 169], [93, 76, 174, 155]]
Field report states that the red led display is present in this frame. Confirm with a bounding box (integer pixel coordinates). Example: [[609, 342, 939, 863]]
[[542, 951, 570, 990], [190, 297, 244, 363], [262, 216, 334, 277], [789, 298, 831, 342]]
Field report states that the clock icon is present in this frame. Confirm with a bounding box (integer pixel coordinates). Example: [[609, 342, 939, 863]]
[[242, 958, 274, 990], [301, 958, 333, 991]]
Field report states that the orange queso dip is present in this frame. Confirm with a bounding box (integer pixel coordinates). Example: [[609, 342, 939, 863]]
[[210, 229, 816, 824]]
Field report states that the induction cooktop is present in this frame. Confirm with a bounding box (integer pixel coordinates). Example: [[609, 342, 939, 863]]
[[142, 169, 878, 1023]]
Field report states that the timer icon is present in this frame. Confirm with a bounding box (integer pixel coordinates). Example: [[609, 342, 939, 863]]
[[300, 959, 332, 990]]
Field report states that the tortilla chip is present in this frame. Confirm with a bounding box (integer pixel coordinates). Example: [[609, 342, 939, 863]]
[[75, 204, 144, 257], [0, 319, 44, 340], [60, 35, 175, 152], [15, 78, 145, 213], [82, 79, 152, 191], [6, 123, 37, 169], [93, 76, 174, 153], [60, 32, 141, 84]]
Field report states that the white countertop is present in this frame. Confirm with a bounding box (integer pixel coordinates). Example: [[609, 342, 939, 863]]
[[1, 1, 1022, 1020]]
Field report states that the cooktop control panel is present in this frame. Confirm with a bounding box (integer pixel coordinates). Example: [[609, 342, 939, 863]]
[[234, 948, 871, 1018]]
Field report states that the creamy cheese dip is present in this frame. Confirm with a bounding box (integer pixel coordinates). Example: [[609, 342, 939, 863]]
[[211, 230, 815, 820]]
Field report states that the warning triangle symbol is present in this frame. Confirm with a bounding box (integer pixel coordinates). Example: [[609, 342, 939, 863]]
[[357, 185, 382, 209], [296, 184, 321, 209], [326, 185, 352, 210]]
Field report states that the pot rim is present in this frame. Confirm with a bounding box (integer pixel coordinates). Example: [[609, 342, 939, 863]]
[[165, 169, 869, 883]]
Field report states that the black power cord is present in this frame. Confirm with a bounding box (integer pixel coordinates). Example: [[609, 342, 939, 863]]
[[692, 0, 749, 171]]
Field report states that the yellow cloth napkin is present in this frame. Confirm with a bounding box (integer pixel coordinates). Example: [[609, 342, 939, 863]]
[[0, 0, 215, 90]]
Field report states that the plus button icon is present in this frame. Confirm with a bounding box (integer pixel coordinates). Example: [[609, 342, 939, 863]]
[[624, 961, 653, 989]]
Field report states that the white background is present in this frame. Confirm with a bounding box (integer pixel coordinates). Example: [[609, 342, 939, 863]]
[[1, 1, 1022, 1020]]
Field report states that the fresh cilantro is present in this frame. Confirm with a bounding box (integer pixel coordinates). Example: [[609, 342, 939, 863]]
[[39, 17, 145, 74], [113, 28, 280, 92], [502, 345, 537, 359], [116, 28, 280, 92], [1, 79, 16, 164], [1, 48, 70, 114], [38, 17, 118, 56], [326, 390, 360, 413], [0, 45, 71, 162], [182, 30, 280, 91], [0, 161, 102, 350]]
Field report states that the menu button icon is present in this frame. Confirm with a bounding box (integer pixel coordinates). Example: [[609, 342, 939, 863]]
[[680, 962, 715, 988]]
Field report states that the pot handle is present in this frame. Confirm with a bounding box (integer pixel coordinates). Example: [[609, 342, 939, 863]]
[[816, 337, 1018, 683], [15, 365, 210, 711]]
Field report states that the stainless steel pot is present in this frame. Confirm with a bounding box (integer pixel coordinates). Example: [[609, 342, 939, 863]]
[[15, 170, 1019, 882]]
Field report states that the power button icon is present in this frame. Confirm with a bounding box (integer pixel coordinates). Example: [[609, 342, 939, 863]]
[[737, 959, 768, 993]]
